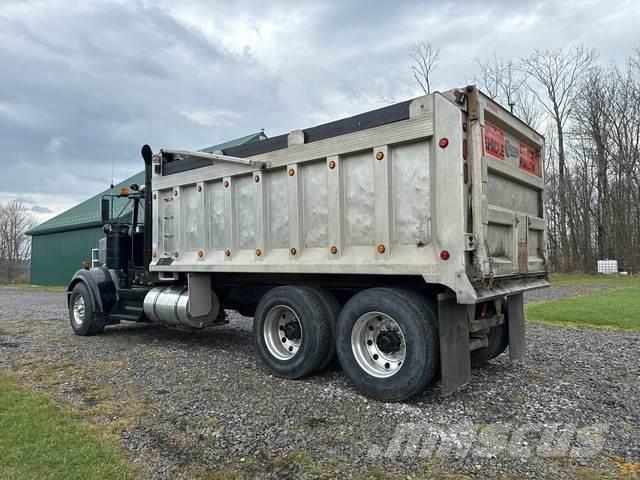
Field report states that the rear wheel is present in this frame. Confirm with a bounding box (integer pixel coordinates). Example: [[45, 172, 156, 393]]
[[336, 288, 439, 402], [305, 288, 341, 373], [68, 283, 105, 336], [253, 286, 333, 379]]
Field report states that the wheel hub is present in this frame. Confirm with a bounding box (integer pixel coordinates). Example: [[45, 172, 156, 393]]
[[376, 329, 402, 354], [264, 305, 303, 361], [351, 312, 406, 378], [282, 320, 301, 340], [72, 295, 85, 326]]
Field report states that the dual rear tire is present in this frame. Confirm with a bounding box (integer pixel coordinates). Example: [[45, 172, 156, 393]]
[[253, 286, 440, 402]]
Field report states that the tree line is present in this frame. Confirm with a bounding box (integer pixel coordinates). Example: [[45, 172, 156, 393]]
[[412, 42, 640, 272], [0, 200, 33, 283]]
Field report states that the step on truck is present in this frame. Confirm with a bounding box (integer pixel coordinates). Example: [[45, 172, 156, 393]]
[[67, 86, 549, 402]]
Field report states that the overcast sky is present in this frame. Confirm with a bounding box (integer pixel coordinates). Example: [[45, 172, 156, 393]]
[[1, 0, 639, 225]]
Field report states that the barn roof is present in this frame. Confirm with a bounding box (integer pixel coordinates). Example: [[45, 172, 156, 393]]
[[27, 132, 266, 236]]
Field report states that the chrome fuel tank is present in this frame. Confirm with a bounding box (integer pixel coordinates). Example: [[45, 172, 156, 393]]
[[143, 285, 219, 329]]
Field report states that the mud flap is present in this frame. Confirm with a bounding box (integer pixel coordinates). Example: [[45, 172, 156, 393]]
[[507, 292, 525, 361], [437, 294, 471, 395]]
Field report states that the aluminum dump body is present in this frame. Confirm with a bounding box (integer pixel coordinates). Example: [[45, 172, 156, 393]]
[[150, 87, 548, 303]]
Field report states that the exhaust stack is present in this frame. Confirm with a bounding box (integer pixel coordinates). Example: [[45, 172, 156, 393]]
[[141, 144, 153, 268]]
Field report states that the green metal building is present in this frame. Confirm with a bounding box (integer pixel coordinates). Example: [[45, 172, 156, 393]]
[[27, 132, 266, 285]]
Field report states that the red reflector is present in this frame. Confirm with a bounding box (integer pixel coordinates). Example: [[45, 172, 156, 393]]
[[462, 139, 468, 159], [481, 302, 489, 316], [440, 250, 450, 260], [438, 138, 449, 148], [463, 122, 468, 132]]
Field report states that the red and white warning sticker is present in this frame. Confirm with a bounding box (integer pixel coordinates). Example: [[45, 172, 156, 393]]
[[483, 121, 505, 160], [518, 141, 537, 175]]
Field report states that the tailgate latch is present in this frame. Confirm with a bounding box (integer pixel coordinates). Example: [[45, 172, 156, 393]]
[[464, 233, 478, 251]]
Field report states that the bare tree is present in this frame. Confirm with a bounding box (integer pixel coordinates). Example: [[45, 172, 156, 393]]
[[0, 200, 34, 283], [410, 41, 441, 95], [518, 45, 598, 266], [475, 54, 544, 130]]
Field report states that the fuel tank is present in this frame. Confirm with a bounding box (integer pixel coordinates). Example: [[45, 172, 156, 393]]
[[143, 285, 220, 329]]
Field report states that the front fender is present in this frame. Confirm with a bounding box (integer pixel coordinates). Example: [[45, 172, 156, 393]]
[[67, 267, 117, 313]]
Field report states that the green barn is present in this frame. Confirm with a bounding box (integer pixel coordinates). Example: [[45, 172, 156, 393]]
[[27, 132, 266, 285]]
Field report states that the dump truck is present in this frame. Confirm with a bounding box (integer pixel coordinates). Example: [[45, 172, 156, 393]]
[[67, 86, 548, 402]]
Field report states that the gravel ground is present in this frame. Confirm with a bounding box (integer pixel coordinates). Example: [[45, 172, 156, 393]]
[[0, 285, 638, 480]]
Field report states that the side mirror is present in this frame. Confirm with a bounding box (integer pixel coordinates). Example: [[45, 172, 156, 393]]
[[100, 197, 111, 223]]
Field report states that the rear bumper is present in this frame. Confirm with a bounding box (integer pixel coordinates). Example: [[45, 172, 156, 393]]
[[473, 276, 549, 303]]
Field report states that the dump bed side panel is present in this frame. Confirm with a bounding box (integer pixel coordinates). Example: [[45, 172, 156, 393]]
[[150, 101, 450, 277]]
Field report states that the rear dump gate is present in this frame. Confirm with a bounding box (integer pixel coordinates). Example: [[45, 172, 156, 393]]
[[475, 95, 546, 278]]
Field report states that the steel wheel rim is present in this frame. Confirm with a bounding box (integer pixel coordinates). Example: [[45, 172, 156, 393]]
[[72, 295, 86, 326], [351, 311, 406, 378], [263, 305, 302, 361]]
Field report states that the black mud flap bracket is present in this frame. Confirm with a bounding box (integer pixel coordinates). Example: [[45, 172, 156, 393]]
[[437, 293, 471, 396]]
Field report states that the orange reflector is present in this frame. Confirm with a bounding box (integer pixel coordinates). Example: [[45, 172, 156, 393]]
[[120, 188, 129, 196]]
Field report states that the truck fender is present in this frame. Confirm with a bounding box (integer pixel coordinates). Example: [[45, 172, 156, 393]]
[[66, 267, 117, 314]]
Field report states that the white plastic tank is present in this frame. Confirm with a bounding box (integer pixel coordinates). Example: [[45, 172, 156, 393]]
[[597, 259, 618, 274]]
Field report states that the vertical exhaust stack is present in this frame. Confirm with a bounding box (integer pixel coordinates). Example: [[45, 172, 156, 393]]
[[141, 145, 153, 269]]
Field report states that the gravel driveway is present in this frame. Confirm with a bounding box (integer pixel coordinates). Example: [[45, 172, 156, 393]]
[[0, 285, 638, 479]]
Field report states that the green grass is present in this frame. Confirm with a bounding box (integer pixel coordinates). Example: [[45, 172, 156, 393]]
[[1, 283, 66, 291], [526, 274, 640, 332], [0, 372, 134, 480]]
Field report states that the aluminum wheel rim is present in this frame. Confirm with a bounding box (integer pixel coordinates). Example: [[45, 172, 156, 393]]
[[263, 305, 302, 361], [352, 311, 406, 378], [72, 295, 86, 326]]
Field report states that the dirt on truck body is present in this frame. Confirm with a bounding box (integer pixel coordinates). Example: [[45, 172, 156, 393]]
[[67, 86, 548, 401]]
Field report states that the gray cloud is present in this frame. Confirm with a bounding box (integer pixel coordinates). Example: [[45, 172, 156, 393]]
[[30, 205, 54, 214], [1, 0, 638, 222]]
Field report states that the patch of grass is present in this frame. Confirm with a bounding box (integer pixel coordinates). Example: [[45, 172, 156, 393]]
[[2, 283, 66, 291], [549, 273, 640, 287], [0, 371, 134, 480], [527, 274, 640, 332]]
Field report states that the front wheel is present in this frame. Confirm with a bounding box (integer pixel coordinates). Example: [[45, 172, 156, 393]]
[[336, 288, 439, 402], [68, 283, 105, 336]]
